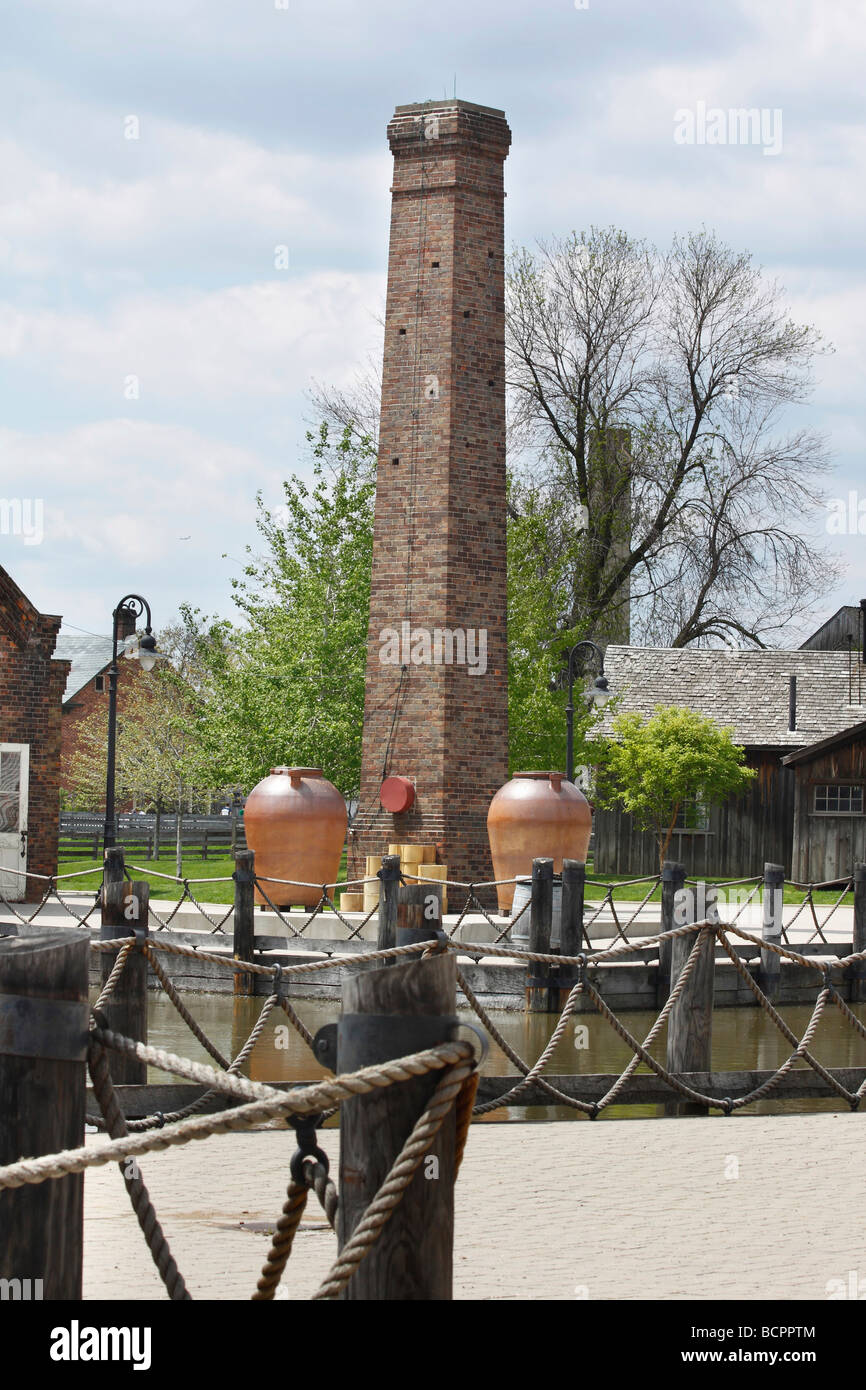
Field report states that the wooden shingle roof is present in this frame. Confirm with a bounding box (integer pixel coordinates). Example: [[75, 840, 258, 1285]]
[[597, 646, 866, 749]]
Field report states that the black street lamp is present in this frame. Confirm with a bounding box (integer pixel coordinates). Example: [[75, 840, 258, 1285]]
[[103, 594, 160, 851], [564, 639, 610, 784]]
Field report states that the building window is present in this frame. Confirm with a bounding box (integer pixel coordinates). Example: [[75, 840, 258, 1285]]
[[813, 784, 864, 815], [94, 675, 105, 693], [674, 797, 710, 831]]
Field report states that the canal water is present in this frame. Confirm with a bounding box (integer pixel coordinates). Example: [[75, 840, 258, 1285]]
[[136, 990, 866, 1123]]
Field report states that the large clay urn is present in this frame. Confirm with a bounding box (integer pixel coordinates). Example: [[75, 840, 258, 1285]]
[[244, 767, 347, 909], [487, 771, 592, 913]]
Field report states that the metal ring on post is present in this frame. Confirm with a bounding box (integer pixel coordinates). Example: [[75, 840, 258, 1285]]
[[90, 1005, 109, 1034], [289, 1113, 329, 1184], [454, 1021, 489, 1069]]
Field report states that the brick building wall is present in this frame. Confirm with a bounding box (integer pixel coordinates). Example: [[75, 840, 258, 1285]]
[[351, 100, 511, 892], [0, 566, 69, 896]]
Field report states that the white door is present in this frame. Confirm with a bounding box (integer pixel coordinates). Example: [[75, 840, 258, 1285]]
[[0, 744, 29, 902]]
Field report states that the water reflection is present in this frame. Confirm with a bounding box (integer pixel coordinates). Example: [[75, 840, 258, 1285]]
[[138, 992, 866, 1123]]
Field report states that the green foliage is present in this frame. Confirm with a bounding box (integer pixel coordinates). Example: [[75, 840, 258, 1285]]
[[187, 425, 376, 799], [506, 474, 607, 773], [183, 432, 607, 794], [597, 704, 756, 868], [65, 660, 215, 824]]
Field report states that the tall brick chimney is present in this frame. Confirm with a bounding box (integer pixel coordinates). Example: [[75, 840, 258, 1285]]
[[350, 100, 511, 894]]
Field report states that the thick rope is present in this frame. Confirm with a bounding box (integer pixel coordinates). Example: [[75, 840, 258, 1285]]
[[715, 931, 854, 1104], [144, 944, 231, 1069], [121, 994, 282, 1132], [251, 1158, 339, 1301], [251, 1181, 309, 1300], [0, 1041, 475, 1190], [312, 1058, 473, 1300], [92, 939, 135, 1014], [456, 966, 593, 1112], [87, 1040, 191, 1300]]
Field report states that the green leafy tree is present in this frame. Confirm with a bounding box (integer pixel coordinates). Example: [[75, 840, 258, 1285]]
[[597, 704, 756, 868], [65, 657, 219, 873], [507, 473, 606, 772], [184, 423, 610, 791], [188, 425, 376, 799]]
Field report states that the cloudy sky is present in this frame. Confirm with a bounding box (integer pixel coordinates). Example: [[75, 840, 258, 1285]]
[[1, 0, 863, 642]]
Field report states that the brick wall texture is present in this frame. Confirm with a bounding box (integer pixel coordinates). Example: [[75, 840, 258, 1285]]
[[351, 101, 511, 892], [0, 565, 69, 897]]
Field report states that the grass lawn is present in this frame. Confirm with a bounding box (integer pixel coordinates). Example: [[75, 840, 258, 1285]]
[[582, 861, 849, 907], [55, 849, 850, 909], [57, 848, 351, 905]]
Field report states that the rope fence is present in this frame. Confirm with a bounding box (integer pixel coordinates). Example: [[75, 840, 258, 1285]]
[[2, 892, 866, 1301], [2, 855, 860, 954]]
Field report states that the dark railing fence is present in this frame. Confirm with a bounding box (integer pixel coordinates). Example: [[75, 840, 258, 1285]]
[[59, 812, 246, 860]]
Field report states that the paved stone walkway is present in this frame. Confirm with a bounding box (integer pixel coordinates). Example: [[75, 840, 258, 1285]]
[[82, 1111, 865, 1300]]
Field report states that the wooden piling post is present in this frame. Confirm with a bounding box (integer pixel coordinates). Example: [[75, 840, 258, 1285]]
[[657, 861, 685, 1007], [233, 849, 256, 997], [848, 863, 866, 1004], [102, 843, 125, 903], [377, 854, 402, 957], [397, 882, 443, 947], [760, 863, 785, 1002], [100, 878, 150, 1084], [526, 857, 554, 1012], [556, 859, 586, 1009], [0, 930, 90, 1299], [665, 922, 715, 1117], [336, 950, 458, 1299]]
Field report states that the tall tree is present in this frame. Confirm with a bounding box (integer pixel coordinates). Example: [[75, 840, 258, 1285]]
[[189, 425, 376, 799], [507, 474, 607, 773], [65, 657, 217, 874], [506, 226, 839, 648]]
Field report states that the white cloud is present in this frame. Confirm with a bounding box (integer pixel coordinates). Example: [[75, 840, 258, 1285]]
[[1, 418, 270, 559], [0, 271, 385, 401], [0, 124, 390, 280], [3, 0, 864, 632]]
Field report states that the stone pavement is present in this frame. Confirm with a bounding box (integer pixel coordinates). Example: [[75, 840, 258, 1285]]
[[82, 1111, 865, 1301]]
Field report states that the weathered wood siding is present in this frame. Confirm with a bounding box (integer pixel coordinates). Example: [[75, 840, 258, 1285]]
[[594, 750, 794, 878], [791, 737, 866, 882]]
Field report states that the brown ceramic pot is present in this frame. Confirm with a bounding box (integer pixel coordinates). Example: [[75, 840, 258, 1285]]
[[244, 767, 347, 909], [487, 771, 592, 913]]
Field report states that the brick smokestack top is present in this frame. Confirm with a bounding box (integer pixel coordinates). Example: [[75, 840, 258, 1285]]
[[350, 100, 511, 896]]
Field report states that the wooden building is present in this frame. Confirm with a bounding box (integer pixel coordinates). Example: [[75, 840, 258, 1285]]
[[783, 721, 866, 883], [800, 601, 866, 658], [592, 640, 866, 878]]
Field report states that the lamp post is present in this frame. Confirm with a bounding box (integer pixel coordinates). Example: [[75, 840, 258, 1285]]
[[230, 785, 244, 856], [564, 639, 610, 785], [103, 594, 160, 851]]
